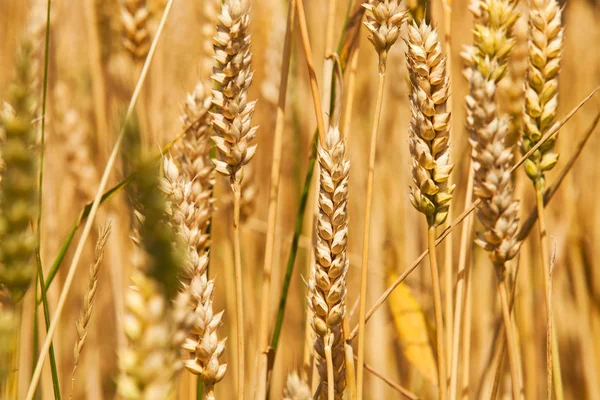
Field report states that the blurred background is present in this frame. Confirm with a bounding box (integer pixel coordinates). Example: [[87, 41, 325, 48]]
[[1, 0, 600, 398]]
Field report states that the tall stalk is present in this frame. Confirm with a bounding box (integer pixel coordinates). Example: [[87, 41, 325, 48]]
[[357, 4, 406, 397], [255, 1, 296, 397]]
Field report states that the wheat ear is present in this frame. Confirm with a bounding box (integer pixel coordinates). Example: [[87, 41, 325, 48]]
[[356, 3, 407, 398], [118, 155, 187, 399], [521, 1, 564, 398], [210, 1, 257, 398], [309, 126, 349, 400], [406, 20, 453, 400], [70, 224, 111, 399], [0, 40, 38, 303], [120, 0, 152, 61], [467, 71, 522, 400], [450, 1, 520, 397]]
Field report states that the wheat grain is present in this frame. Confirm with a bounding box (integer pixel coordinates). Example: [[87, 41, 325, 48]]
[[120, 0, 152, 61], [467, 71, 521, 265], [284, 371, 312, 400], [309, 126, 349, 400], [521, 0, 563, 187], [211, 0, 257, 186], [407, 21, 454, 228], [462, 0, 520, 82], [363, 0, 406, 72], [70, 223, 111, 398], [161, 157, 227, 395]]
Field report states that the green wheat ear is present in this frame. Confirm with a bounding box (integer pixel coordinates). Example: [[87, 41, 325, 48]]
[[0, 39, 39, 303]]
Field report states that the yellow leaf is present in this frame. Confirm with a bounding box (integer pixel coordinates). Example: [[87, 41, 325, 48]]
[[387, 269, 438, 385]]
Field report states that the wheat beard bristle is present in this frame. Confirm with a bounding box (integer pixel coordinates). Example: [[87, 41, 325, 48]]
[[309, 126, 349, 399]]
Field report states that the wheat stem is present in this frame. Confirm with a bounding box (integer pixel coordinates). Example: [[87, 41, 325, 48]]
[[441, 0, 454, 373], [535, 186, 563, 400], [356, 71, 385, 399], [295, 0, 326, 143], [448, 164, 474, 400], [25, 2, 174, 398], [255, 1, 296, 397], [428, 224, 448, 400], [496, 270, 521, 400], [232, 182, 245, 399]]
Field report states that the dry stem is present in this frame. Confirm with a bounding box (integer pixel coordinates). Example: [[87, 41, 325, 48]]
[[497, 270, 521, 400], [428, 224, 447, 400], [535, 185, 563, 400], [356, 71, 385, 399], [233, 182, 245, 400], [449, 164, 474, 400], [295, 0, 326, 143], [255, 1, 296, 397]]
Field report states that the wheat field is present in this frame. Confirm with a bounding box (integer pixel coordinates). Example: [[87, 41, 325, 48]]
[[1, 0, 600, 399]]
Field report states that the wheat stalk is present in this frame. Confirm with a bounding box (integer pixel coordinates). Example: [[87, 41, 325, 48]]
[[120, 0, 152, 61], [70, 223, 111, 399], [521, 1, 565, 398], [308, 126, 349, 400], [467, 70, 522, 400], [210, 1, 257, 397], [406, 20, 453, 400], [356, 3, 407, 398]]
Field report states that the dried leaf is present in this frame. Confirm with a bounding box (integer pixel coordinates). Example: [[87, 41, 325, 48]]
[[387, 269, 438, 385]]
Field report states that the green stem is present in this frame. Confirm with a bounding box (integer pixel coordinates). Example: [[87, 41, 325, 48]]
[[36, 256, 61, 400], [34, 1, 61, 398]]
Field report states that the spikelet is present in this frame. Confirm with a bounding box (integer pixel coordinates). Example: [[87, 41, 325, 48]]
[[283, 371, 311, 400], [363, 0, 408, 71], [521, 0, 563, 187], [467, 71, 521, 267], [211, 0, 258, 185], [0, 40, 38, 302], [161, 158, 227, 391], [309, 126, 349, 399], [120, 0, 152, 61], [406, 21, 454, 227], [462, 0, 520, 82]]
